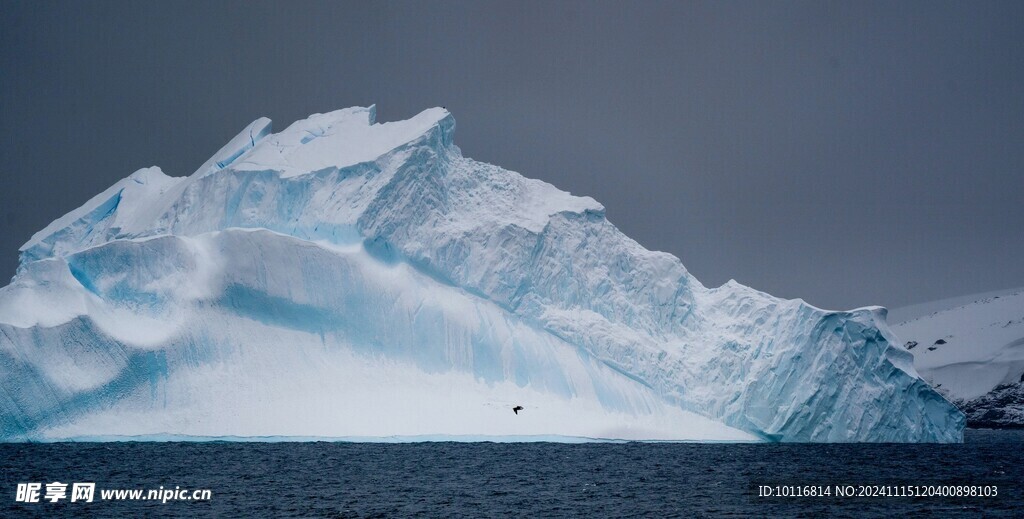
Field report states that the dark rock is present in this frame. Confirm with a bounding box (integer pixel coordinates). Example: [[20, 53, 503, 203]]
[[959, 382, 1024, 429]]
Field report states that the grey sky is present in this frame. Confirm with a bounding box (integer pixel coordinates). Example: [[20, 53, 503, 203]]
[[2, 1, 1022, 311]]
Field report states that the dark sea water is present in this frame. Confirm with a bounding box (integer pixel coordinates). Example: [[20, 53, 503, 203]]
[[1, 429, 1021, 518]]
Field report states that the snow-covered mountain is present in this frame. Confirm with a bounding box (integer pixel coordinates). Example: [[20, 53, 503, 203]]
[[0, 107, 963, 442], [891, 289, 1024, 428]]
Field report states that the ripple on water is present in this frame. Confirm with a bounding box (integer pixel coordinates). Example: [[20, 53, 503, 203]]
[[0, 430, 1020, 517]]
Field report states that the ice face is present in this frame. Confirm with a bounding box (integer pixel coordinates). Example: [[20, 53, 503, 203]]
[[0, 107, 964, 442]]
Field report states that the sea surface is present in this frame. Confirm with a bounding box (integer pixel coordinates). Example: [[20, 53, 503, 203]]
[[1, 429, 1021, 517]]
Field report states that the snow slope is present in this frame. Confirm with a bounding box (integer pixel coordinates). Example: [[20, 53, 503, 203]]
[[891, 289, 1024, 428], [0, 106, 963, 442], [887, 287, 1024, 325]]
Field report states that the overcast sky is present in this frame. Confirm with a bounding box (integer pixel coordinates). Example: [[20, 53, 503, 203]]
[[2, 1, 1022, 310]]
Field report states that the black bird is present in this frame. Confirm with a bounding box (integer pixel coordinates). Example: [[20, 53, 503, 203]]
[[512, 405, 524, 415]]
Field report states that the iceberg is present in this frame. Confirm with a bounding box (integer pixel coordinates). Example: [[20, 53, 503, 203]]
[[0, 106, 964, 442]]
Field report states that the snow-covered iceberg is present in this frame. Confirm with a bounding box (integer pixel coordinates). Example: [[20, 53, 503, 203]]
[[0, 106, 963, 442]]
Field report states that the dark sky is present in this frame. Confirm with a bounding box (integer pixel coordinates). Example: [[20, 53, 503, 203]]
[[2, 1, 1022, 311]]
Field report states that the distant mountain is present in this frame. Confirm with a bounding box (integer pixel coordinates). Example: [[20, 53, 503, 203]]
[[891, 289, 1024, 428]]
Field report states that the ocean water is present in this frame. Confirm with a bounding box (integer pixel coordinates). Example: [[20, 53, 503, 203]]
[[1, 429, 1021, 517]]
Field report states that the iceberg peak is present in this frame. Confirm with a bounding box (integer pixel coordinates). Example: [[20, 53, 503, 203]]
[[231, 106, 455, 177], [191, 117, 273, 178]]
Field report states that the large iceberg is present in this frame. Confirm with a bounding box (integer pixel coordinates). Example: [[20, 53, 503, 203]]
[[0, 106, 963, 442]]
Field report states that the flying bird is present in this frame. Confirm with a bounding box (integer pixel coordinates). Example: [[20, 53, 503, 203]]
[[512, 405, 524, 415]]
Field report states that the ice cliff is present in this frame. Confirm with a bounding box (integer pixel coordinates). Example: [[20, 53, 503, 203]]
[[0, 106, 964, 442]]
